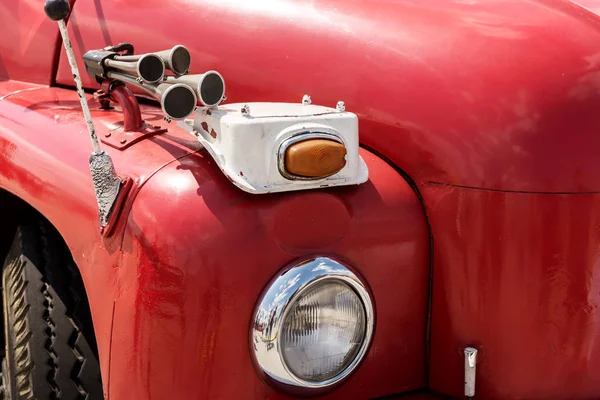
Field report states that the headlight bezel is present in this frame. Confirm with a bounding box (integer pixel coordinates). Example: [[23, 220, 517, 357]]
[[250, 256, 375, 393]]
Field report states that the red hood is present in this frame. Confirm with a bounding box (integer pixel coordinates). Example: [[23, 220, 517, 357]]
[[56, 0, 600, 193]]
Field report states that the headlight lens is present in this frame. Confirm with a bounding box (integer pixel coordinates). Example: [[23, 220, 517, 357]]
[[280, 281, 366, 382], [251, 257, 374, 393]]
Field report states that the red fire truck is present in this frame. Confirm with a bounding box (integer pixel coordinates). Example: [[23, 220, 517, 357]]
[[1, 0, 600, 399]]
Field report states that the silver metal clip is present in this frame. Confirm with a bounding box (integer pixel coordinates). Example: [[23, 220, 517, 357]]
[[464, 347, 478, 398]]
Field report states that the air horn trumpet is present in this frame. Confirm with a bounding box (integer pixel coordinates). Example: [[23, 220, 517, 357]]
[[165, 71, 225, 107], [113, 45, 191, 76], [103, 53, 165, 83], [106, 71, 197, 120], [84, 50, 165, 84]]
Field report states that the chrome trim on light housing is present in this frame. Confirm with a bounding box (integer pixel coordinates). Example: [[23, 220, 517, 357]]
[[250, 257, 374, 392], [277, 132, 345, 181]]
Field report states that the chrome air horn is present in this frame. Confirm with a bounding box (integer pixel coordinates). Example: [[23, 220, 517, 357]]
[[83, 44, 225, 120], [165, 71, 225, 107], [113, 45, 191, 76], [104, 54, 165, 83], [106, 71, 197, 120], [83, 46, 165, 84]]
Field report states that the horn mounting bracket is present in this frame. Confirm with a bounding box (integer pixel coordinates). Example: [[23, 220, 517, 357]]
[[95, 80, 168, 150], [99, 124, 168, 151]]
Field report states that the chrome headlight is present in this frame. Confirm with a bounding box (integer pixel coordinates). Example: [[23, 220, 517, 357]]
[[251, 257, 374, 392]]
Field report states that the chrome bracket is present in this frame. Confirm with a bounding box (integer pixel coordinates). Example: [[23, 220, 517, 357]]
[[100, 124, 167, 150], [464, 347, 478, 398]]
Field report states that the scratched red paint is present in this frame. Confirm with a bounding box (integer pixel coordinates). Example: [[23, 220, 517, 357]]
[[0, 81, 429, 399], [2, 0, 600, 399]]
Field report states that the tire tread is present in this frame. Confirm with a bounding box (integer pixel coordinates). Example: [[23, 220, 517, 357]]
[[2, 218, 102, 400]]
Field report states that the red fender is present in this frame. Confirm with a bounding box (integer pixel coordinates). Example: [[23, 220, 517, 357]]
[[0, 83, 429, 399]]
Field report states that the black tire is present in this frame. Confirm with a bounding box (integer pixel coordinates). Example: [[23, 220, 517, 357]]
[[1, 217, 102, 399]]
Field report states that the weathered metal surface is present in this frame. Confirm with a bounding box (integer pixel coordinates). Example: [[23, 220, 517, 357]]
[[50, 0, 600, 398], [101, 176, 132, 237], [111, 145, 429, 400], [426, 184, 600, 398], [5, 0, 600, 398], [100, 125, 168, 151], [0, 83, 204, 390], [0, 82, 429, 399], [88, 151, 120, 226]]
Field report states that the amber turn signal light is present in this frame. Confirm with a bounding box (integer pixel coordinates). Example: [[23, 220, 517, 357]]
[[283, 138, 347, 178]]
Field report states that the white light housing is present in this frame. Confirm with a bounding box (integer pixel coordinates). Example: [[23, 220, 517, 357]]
[[177, 102, 369, 194], [251, 257, 374, 393]]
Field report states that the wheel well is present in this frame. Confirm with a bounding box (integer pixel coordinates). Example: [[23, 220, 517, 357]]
[[0, 189, 99, 357], [0, 190, 29, 264]]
